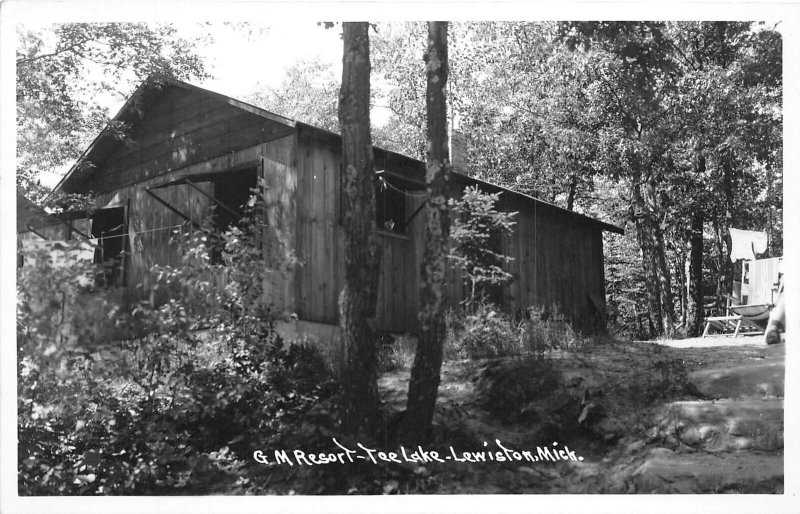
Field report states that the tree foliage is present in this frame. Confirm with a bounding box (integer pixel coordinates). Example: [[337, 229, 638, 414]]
[[17, 193, 334, 494], [247, 57, 340, 133], [449, 186, 516, 307], [239, 21, 781, 338], [16, 23, 209, 203]]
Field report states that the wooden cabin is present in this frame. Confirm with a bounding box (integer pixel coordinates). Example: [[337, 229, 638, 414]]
[[51, 77, 622, 336]]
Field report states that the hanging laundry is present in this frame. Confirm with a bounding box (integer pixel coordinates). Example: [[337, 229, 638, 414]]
[[729, 228, 769, 262]]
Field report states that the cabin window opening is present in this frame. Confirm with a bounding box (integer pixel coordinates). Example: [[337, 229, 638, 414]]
[[376, 178, 407, 234], [209, 168, 259, 264], [91, 207, 127, 287]]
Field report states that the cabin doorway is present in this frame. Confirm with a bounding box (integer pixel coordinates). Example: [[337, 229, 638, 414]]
[[209, 167, 259, 263], [92, 206, 127, 286]]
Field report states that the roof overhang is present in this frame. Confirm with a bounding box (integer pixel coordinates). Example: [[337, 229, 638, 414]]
[[52, 76, 295, 196], [453, 172, 625, 235], [52, 76, 623, 236]]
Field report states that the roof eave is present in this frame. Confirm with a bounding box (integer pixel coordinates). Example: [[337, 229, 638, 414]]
[[453, 171, 624, 235], [53, 76, 297, 196]]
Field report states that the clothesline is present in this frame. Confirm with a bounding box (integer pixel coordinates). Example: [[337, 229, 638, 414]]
[[72, 180, 430, 243], [379, 176, 429, 198], [90, 221, 193, 241]]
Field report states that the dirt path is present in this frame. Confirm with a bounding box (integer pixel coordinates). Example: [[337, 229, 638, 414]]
[[621, 336, 784, 493], [377, 336, 784, 493]]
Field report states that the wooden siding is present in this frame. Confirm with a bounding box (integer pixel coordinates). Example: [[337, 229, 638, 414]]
[[294, 131, 340, 325], [433, 184, 607, 332], [497, 194, 606, 332], [294, 130, 423, 334], [98, 178, 213, 305], [293, 132, 608, 334], [86, 86, 292, 193], [85, 137, 295, 310], [260, 136, 297, 316], [59, 82, 613, 335]]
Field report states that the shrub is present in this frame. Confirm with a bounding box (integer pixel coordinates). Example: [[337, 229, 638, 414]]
[[449, 186, 516, 309], [442, 303, 601, 362], [520, 305, 580, 354], [445, 303, 521, 360], [17, 190, 333, 495], [377, 334, 417, 372]]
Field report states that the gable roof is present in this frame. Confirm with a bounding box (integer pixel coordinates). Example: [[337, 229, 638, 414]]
[[17, 194, 62, 234], [55, 76, 623, 235]]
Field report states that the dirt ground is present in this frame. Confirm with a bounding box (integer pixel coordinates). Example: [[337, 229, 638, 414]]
[[378, 335, 784, 493]]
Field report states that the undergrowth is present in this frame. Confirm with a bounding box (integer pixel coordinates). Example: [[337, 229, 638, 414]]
[[17, 193, 338, 495]]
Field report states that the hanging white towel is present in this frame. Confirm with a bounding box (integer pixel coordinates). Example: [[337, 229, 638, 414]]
[[729, 228, 769, 262]]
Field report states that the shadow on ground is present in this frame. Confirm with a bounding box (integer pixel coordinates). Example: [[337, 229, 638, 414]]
[[377, 335, 784, 493]]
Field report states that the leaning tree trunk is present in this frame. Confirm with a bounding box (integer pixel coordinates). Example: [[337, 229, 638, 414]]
[[401, 21, 450, 446], [338, 22, 382, 438]]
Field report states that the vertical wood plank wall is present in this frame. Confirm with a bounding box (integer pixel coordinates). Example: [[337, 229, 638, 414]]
[[294, 131, 421, 334], [91, 137, 295, 309], [72, 83, 610, 334], [293, 134, 607, 334], [439, 182, 606, 333], [260, 136, 297, 316], [498, 195, 605, 332]]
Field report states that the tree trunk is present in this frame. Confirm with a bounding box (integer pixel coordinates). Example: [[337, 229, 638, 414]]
[[712, 219, 727, 304], [566, 172, 578, 211], [338, 22, 382, 438], [717, 155, 735, 298], [641, 177, 676, 337], [402, 21, 450, 445], [686, 210, 705, 336], [631, 179, 663, 336], [652, 219, 676, 337], [672, 250, 686, 326]]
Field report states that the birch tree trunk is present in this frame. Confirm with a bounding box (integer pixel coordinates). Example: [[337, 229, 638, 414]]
[[401, 21, 450, 445], [338, 22, 382, 438]]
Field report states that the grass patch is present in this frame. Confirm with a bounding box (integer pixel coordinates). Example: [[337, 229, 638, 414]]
[[378, 334, 417, 372]]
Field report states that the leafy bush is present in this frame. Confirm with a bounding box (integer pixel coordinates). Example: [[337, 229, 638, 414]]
[[445, 304, 521, 359], [449, 186, 516, 308], [17, 191, 334, 495], [520, 305, 581, 354], [442, 303, 603, 362]]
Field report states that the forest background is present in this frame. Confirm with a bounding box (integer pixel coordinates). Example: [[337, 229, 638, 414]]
[[2, 1, 798, 506], [13, 18, 784, 339]]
